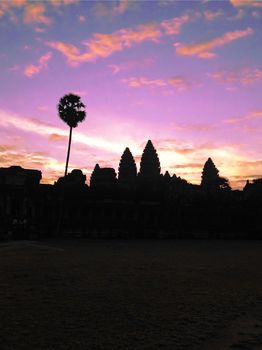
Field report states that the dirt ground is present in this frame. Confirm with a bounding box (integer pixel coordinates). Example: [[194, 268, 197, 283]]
[[1, 239, 262, 350]]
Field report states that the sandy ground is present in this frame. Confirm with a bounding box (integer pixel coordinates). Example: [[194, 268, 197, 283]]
[[1, 239, 262, 350]]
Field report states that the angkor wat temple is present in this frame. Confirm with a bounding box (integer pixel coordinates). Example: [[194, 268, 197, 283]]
[[0, 140, 261, 240]]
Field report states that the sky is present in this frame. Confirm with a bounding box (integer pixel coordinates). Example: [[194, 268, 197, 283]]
[[0, 0, 262, 189]]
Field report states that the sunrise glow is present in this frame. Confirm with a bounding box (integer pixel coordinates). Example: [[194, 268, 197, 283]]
[[0, 0, 261, 188]]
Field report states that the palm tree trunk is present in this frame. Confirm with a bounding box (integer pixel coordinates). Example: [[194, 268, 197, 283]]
[[57, 126, 72, 236], [64, 126, 72, 176]]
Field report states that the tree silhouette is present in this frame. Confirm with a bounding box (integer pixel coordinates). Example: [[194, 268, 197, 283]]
[[201, 157, 231, 191], [118, 147, 137, 187], [218, 176, 231, 191], [58, 93, 86, 176]]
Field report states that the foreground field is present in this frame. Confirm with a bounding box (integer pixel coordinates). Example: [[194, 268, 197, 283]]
[[1, 239, 262, 350]]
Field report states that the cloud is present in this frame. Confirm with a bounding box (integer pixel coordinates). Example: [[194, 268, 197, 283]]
[[229, 176, 262, 189], [252, 10, 261, 18], [122, 77, 167, 88], [0, 0, 26, 18], [24, 52, 52, 77], [47, 23, 162, 65], [208, 67, 262, 85], [49, 133, 67, 141], [122, 75, 190, 91], [0, 144, 16, 152], [168, 76, 191, 91], [0, 108, 147, 183], [155, 139, 218, 155], [229, 8, 245, 20], [150, 139, 247, 187], [71, 90, 87, 97], [171, 122, 216, 132], [203, 10, 223, 21], [23, 3, 51, 25], [158, 0, 177, 6], [249, 110, 262, 119], [237, 160, 262, 167], [35, 27, 46, 33], [78, 15, 86, 23], [230, 0, 262, 8], [49, 0, 79, 7], [37, 105, 49, 112], [176, 27, 254, 59], [0, 144, 66, 183], [47, 14, 191, 65], [92, 0, 133, 17], [161, 14, 189, 35], [0, 0, 78, 27], [174, 163, 203, 169], [152, 138, 261, 189], [231, 160, 262, 187], [108, 58, 155, 75], [224, 109, 262, 125], [1, 108, 259, 189], [0, 109, 136, 155]]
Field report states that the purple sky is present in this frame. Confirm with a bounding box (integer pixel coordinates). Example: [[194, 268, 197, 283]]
[[0, 0, 262, 188]]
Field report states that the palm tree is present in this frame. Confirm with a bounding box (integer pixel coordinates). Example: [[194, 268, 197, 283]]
[[58, 93, 86, 176]]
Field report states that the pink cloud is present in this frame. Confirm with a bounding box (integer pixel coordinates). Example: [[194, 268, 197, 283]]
[[47, 42, 80, 65], [249, 110, 262, 119], [224, 109, 262, 125], [71, 90, 87, 97], [47, 14, 191, 65], [0, 109, 131, 155], [78, 15, 86, 23], [161, 14, 189, 35], [49, 133, 67, 141], [176, 27, 254, 59], [0, 0, 26, 17], [0, 144, 16, 152], [171, 122, 216, 132], [230, 0, 262, 7], [0, 143, 66, 183], [108, 58, 155, 74], [252, 10, 261, 18], [37, 106, 49, 112], [93, 0, 133, 17], [49, 0, 79, 7], [24, 52, 52, 77], [24, 3, 51, 26], [174, 163, 203, 169], [0, 0, 78, 27], [153, 138, 262, 189], [122, 75, 190, 91], [155, 139, 217, 154], [223, 118, 241, 125], [208, 67, 262, 85], [112, 0, 131, 15], [237, 160, 262, 167], [203, 10, 223, 21], [122, 77, 167, 88], [168, 76, 190, 91], [48, 24, 162, 65], [229, 8, 245, 20], [35, 27, 46, 33]]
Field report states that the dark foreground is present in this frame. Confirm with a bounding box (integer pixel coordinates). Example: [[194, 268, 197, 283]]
[[1, 239, 262, 350]]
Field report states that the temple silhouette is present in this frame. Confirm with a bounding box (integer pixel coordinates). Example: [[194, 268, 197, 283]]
[[0, 140, 261, 240]]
